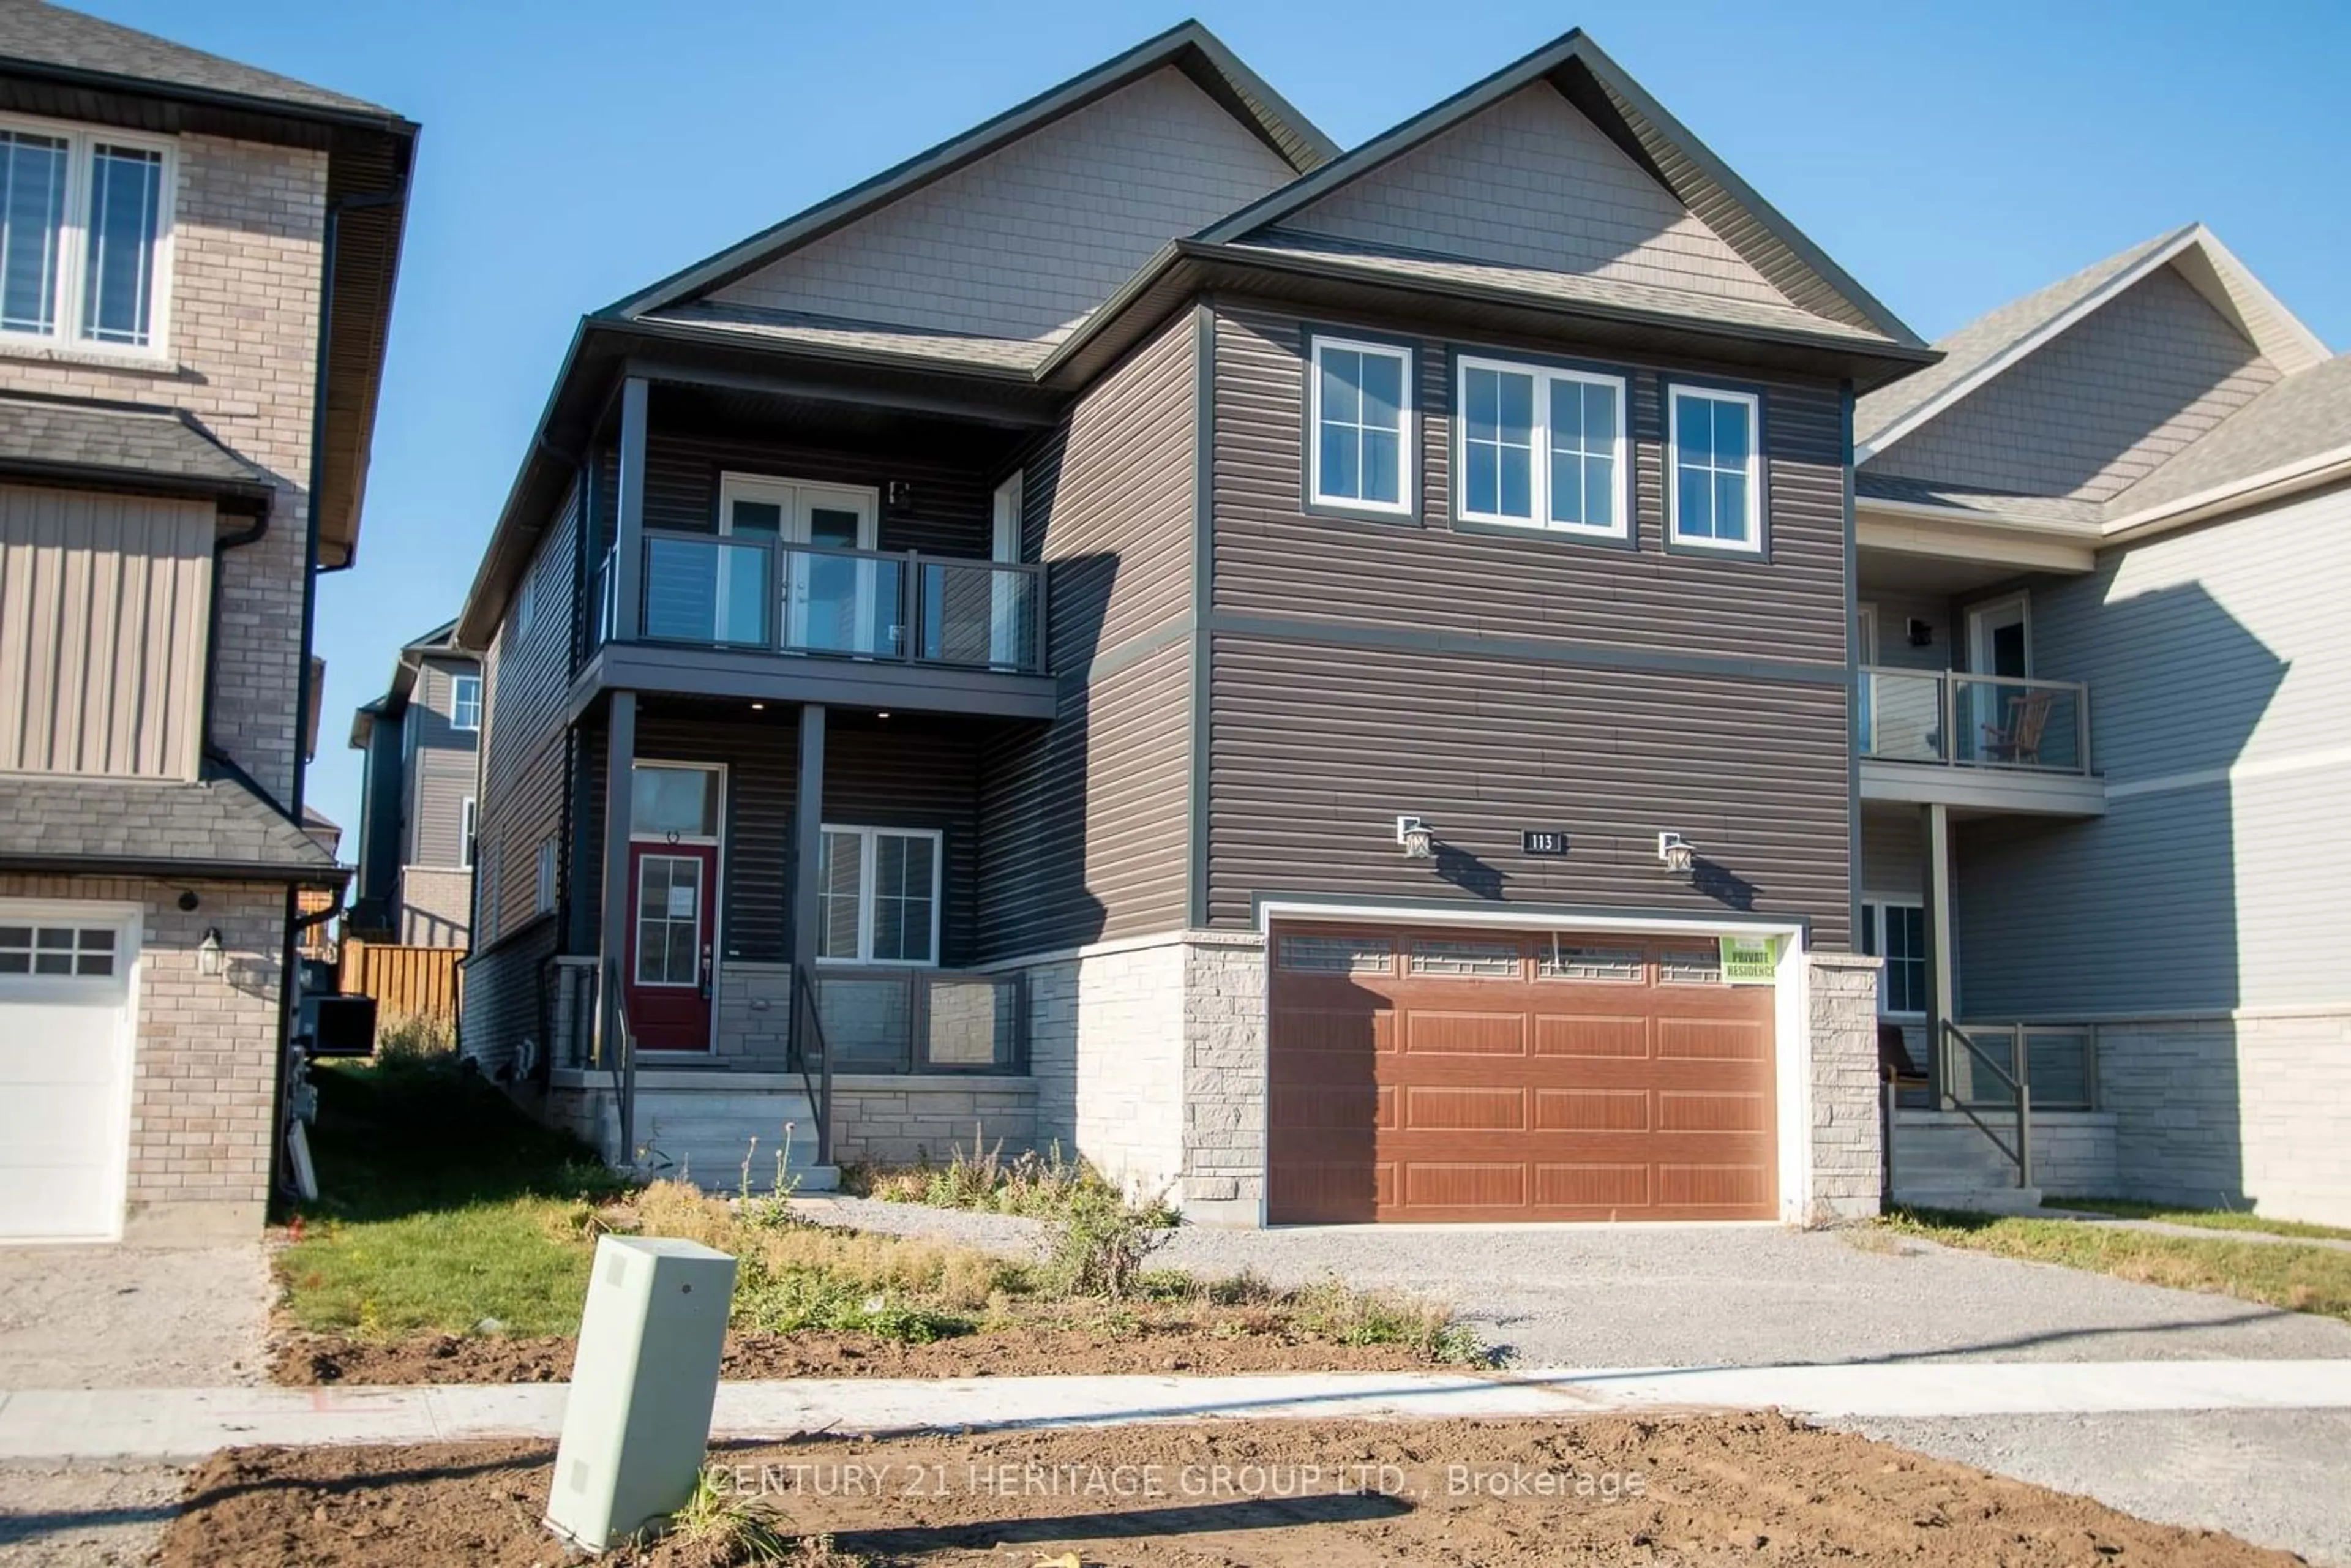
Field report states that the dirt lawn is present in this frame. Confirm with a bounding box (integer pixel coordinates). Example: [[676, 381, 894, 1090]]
[[159, 1414, 2297, 1567]]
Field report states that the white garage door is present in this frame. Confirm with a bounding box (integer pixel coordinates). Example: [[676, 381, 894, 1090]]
[[0, 912, 137, 1242]]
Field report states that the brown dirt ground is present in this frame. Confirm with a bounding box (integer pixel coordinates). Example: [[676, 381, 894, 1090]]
[[274, 1327, 1449, 1386], [157, 1414, 2301, 1568]]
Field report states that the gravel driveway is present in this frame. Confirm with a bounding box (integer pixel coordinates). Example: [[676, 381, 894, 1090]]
[[0, 1245, 271, 1391], [808, 1197, 2351, 1367]]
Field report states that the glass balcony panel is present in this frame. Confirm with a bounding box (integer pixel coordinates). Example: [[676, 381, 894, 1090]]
[[784, 546, 902, 658], [643, 535, 771, 647], [1952, 677, 2083, 771], [920, 560, 1040, 672], [1861, 669, 1946, 762], [921, 975, 1020, 1069]]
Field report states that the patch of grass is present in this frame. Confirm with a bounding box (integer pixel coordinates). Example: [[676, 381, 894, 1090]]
[[1881, 1206, 2351, 1324], [279, 1058, 631, 1337], [280, 1063, 1487, 1365], [845, 1130, 1181, 1226], [2046, 1196, 2351, 1244], [667, 1467, 863, 1566], [373, 1013, 458, 1064]]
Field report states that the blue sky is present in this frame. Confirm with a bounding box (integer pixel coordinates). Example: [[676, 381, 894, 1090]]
[[75, 0, 2351, 846]]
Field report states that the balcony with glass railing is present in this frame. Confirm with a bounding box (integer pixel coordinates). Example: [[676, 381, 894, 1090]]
[[1859, 667, 2091, 775], [593, 530, 1048, 682]]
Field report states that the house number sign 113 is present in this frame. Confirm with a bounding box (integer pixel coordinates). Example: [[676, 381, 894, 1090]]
[[1520, 830, 1569, 856]]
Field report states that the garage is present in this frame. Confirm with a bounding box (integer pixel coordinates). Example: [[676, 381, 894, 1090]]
[[0, 909, 137, 1243], [1267, 923, 1779, 1223]]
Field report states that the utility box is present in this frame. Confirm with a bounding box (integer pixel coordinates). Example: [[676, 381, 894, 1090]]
[[544, 1236, 737, 1550]]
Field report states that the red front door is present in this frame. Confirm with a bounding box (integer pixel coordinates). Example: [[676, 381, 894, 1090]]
[[625, 842, 718, 1050]]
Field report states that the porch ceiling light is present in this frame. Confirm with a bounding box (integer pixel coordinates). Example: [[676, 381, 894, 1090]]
[[198, 927, 225, 977], [1657, 832, 1697, 880], [1396, 815, 1435, 860]]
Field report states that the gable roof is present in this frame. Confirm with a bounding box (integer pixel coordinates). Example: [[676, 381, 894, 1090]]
[[1196, 28, 1922, 351], [0, 0, 395, 121], [2115, 349, 2351, 520], [349, 618, 472, 749], [1855, 224, 2329, 463], [608, 20, 1335, 322]]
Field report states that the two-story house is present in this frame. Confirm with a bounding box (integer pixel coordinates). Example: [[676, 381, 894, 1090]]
[[1849, 227, 2351, 1225], [454, 23, 1935, 1226], [0, 1, 413, 1244], [349, 620, 481, 947]]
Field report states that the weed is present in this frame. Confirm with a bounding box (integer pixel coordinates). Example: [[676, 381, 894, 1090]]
[[1045, 1183, 1172, 1300], [372, 1014, 456, 1065], [1291, 1280, 1491, 1365], [667, 1466, 857, 1565], [850, 1128, 1180, 1225]]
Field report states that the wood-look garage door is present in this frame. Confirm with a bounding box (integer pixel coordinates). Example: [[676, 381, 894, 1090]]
[[1267, 924, 1778, 1223]]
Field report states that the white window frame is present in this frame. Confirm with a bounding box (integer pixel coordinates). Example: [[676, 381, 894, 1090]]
[[450, 675, 482, 732], [1307, 334, 1414, 516], [0, 111, 176, 360], [516, 572, 536, 639], [1861, 898, 1927, 1019], [816, 824, 943, 968], [459, 797, 476, 870], [534, 838, 557, 917], [1667, 384, 1764, 555], [1453, 354, 1629, 538]]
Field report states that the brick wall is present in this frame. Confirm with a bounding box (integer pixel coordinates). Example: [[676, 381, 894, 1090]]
[[1807, 951, 1884, 1221], [1, 872, 285, 1241], [828, 1077, 1038, 1167], [0, 133, 328, 804], [396, 866, 472, 948], [1021, 936, 1188, 1205], [2098, 1010, 2351, 1227], [1182, 934, 1269, 1225]]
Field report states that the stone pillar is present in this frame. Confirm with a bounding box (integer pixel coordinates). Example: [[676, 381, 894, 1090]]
[[1809, 950, 1884, 1221], [1182, 932, 1269, 1226]]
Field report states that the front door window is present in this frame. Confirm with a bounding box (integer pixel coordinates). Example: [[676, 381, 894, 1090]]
[[634, 855, 703, 986]]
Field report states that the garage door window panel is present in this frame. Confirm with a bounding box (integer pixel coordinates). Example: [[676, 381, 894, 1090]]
[[0, 924, 116, 977]]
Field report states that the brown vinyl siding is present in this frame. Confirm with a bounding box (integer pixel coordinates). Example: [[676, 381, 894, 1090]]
[[1206, 301, 1853, 950], [1209, 634, 1851, 947], [1213, 304, 1850, 665], [474, 477, 580, 948], [0, 486, 213, 780], [975, 312, 1199, 958], [639, 422, 1000, 557], [580, 704, 986, 967]]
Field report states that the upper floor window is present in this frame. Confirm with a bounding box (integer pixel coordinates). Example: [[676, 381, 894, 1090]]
[[1455, 356, 1627, 538], [459, 797, 478, 870], [451, 675, 482, 732], [0, 119, 173, 354], [1308, 336, 1412, 515], [1668, 386, 1762, 555]]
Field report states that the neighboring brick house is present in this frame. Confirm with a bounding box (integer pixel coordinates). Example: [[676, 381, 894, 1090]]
[[349, 620, 481, 948], [453, 23, 1933, 1223], [0, 1, 413, 1244]]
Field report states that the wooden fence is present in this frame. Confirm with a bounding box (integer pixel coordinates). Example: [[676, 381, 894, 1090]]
[[340, 939, 462, 1024]]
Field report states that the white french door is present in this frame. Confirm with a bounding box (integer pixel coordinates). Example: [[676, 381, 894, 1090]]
[[989, 473, 1023, 669], [719, 473, 880, 655]]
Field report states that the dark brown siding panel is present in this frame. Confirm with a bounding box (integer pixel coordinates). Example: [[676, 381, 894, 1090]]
[[640, 426, 994, 558], [978, 638, 1190, 956], [976, 312, 1201, 958], [1212, 304, 1849, 665], [1210, 635, 1851, 950], [476, 475, 581, 950], [606, 705, 986, 967]]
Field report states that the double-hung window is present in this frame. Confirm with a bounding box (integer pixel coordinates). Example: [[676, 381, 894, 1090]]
[[1859, 901, 1927, 1018], [817, 825, 942, 966], [1668, 385, 1763, 553], [1308, 336, 1412, 514], [451, 675, 482, 732], [1455, 356, 1628, 538], [0, 118, 173, 354]]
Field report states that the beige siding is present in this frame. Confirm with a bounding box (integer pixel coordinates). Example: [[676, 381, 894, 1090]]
[[0, 487, 212, 779], [711, 67, 1297, 343], [1873, 266, 2279, 503], [0, 135, 327, 805], [410, 746, 476, 868], [1282, 84, 1789, 309]]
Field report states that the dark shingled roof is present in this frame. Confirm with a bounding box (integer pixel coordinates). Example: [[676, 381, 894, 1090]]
[[0, 768, 343, 882], [0, 393, 273, 498], [0, 0, 392, 118]]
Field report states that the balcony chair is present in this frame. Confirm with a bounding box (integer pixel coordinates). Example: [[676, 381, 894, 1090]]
[[1980, 688, 2053, 765]]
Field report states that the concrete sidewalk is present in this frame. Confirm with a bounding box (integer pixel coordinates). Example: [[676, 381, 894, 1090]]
[[9, 1360, 2351, 1463]]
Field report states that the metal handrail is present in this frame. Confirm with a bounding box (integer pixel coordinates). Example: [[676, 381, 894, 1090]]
[[1938, 1018, 2033, 1189], [1857, 666, 2091, 774], [792, 964, 835, 1168], [633, 529, 1046, 673], [601, 953, 635, 1165]]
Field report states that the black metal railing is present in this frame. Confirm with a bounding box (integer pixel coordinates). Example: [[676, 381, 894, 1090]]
[[790, 967, 1027, 1078], [1937, 1018, 2033, 1189]]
